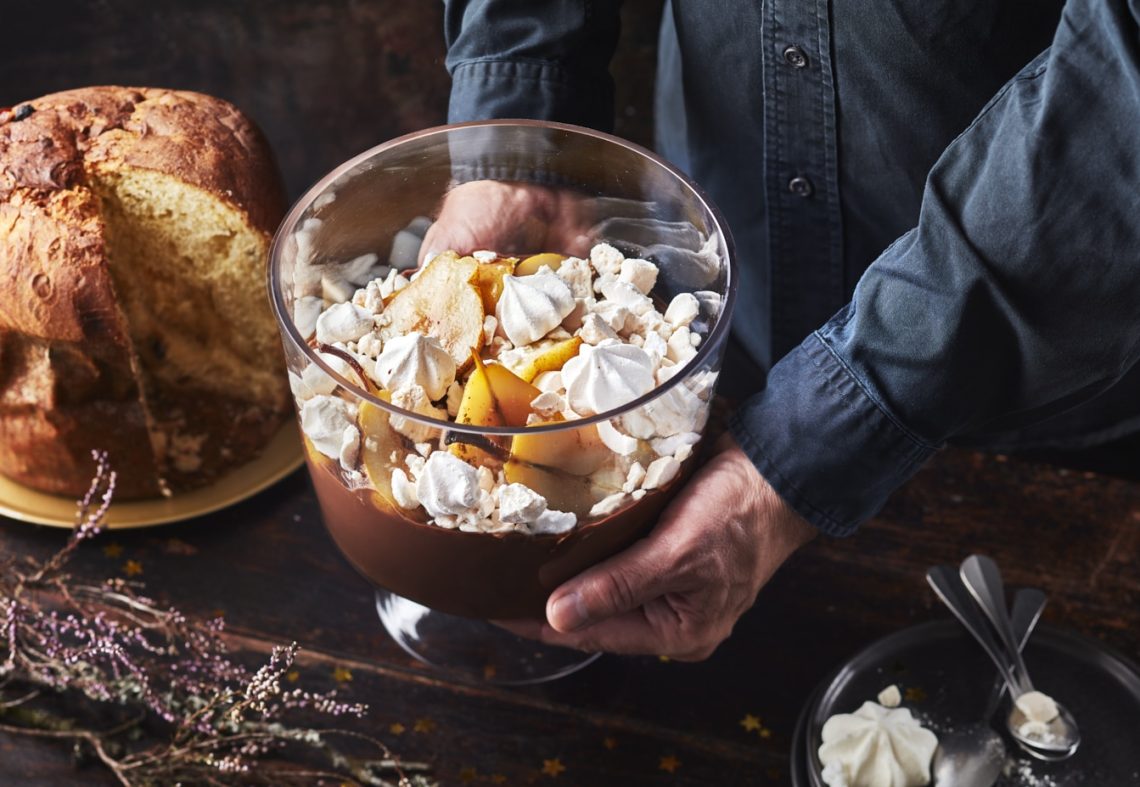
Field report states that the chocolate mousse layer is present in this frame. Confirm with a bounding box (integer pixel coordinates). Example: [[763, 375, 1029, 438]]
[[308, 453, 687, 620]]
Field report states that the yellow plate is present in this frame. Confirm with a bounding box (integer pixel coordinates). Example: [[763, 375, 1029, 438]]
[[0, 423, 304, 529]]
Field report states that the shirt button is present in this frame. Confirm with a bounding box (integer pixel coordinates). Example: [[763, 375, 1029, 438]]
[[788, 176, 814, 197], [783, 45, 808, 68]]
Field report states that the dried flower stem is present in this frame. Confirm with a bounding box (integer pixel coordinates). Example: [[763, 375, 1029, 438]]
[[0, 451, 433, 786]]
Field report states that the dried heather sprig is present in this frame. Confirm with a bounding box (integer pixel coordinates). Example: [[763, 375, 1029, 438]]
[[0, 451, 432, 786]]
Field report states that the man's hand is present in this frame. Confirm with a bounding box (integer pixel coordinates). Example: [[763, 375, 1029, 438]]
[[420, 180, 593, 263], [502, 434, 817, 661]]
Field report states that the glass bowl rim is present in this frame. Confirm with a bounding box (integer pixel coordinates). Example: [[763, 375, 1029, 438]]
[[268, 118, 739, 436]]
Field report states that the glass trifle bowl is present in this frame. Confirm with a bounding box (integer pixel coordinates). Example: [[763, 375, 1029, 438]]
[[269, 120, 737, 683]]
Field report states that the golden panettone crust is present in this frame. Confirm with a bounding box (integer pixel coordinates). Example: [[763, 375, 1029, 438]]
[[0, 87, 285, 234], [0, 86, 288, 499]]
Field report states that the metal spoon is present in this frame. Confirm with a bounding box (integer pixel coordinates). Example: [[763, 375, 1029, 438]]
[[928, 581, 1046, 787], [960, 555, 1081, 761]]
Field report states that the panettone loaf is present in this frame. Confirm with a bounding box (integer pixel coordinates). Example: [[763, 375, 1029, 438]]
[[0, 87, 290, 499]]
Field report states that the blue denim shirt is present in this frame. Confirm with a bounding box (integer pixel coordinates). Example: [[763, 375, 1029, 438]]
[[444, 0, 1140, 536]]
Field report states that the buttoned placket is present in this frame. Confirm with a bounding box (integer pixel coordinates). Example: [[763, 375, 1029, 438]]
[[762, 0, 845, 360]]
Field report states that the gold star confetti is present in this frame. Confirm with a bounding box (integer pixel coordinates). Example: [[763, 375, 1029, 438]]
[[541, 758, 566, 777], [332, 666, 353, 683], [163, 537, 198, 556], [389, 722, 406, 735], [904, 686, 927, 703], [603, 737, 618, 750], [123, 560, 143, 577], [658, 655, 671, 663], [286, 670, 300, 683], [102, 543, 123, 558], [413, 718, 436, 734], [490, 775, 508, 784], [659, 755, 681, 773], [459, 766, 477, 782], [483, 663, 497, 680], [759, 727, 772, 739], [740, 714, 762, 732]]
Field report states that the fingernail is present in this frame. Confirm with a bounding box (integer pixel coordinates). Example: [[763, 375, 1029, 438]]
[[548, 591, 589, 632]]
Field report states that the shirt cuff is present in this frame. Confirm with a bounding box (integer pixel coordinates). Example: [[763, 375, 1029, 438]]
[[728, 331, 938, 537], [448, 60, 614, 131]]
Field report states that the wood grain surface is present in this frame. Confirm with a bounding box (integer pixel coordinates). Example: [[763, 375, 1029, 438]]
[[2, 2, 1138, 785], [2, 445, 1138, 785]]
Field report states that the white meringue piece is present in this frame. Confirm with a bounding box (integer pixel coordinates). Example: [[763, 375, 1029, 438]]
[[599, 279, 655, 316], [589, 243, 625, 277], [629, 309, 672, 340], [818, 702, 937, 787], [496, 273, 576, 346], [353, 279, 385, 314], [531, 509, 578, 534], [623, 462, 646, 493], [389, 384, 447, 443], [877, 685, 902, 709], [379, 268, 410, 299], [562, 342, 656, 416], [621, 382, 704, 439], [591, 300, 633, 333], [291, 351, 358, 400], [373, 332, 456, 401], [497, 483, 548, 524], [589, 492, 628, 518], [651, 431, 701, 457], [446, 380, 464, 417], [530, 391, 566, 418], [619, 258, 659, 294], [390, 468, 420, 509], [416, 452, 480, 519], [642, 456, 681, 490], [294, 295, 324, 340], [315, 302, 373, 345], [356, 332, 384, 358], [322, 275, 355, 304], [578, 312, 621, 345], [1015, 691, 1059, 723], [667, 325, 698, 365], [532, 371, 564, 393], [476, 465, 495, 492], [597, 419, 639, 455], [664, 292, 700, 327], [556, 257, 595, 300], [642, 331, 669, 367], [300, 395, 358, 463]]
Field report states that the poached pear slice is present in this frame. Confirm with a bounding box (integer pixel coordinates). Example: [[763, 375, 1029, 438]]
[[472, 259, 518, 314], [358, 396, 422, 517], [508, 336, 583, 383], [515, 252, 567, 276], [503, 419, 617, 517], [449, 352, 541, 464], [378, 251, 484, 370]]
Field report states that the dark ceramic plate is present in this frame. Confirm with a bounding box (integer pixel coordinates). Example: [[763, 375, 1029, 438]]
[[791, 620, 1140, 787]]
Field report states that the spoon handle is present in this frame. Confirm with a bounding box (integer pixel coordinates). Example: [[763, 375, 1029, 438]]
[[981, 587, 1047, 718], [960, 555, 1035, 696], [926, 566, 1026, 697]]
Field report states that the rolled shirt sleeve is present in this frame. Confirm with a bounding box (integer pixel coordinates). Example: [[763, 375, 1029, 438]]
[[444, 0, 622, 131], [732, 0, 1140, 536]]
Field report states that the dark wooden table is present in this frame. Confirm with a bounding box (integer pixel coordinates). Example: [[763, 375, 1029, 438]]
[[3, 2, 1139, 784], [2, 443, 1138, 785]]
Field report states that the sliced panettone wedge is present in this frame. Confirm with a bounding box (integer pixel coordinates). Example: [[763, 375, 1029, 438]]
[[0, 87, 290, 499]]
